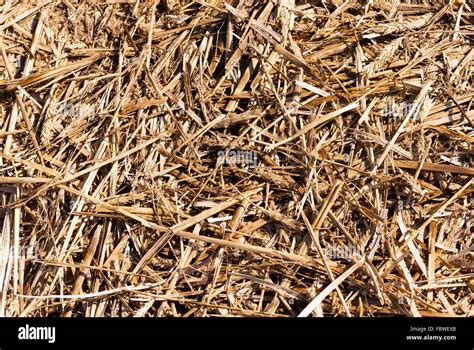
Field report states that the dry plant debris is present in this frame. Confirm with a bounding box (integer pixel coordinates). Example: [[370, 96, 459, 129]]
[[0, 0, 473, 317]]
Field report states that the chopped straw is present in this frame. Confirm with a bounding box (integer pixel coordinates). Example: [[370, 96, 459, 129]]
[[0, 0, 472, 317]]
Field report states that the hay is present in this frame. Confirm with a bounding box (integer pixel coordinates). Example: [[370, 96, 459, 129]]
[[0, 0, 472, 317]]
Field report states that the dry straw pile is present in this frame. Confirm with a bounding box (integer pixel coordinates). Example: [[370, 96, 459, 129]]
[[0, 0, 472, 317]]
